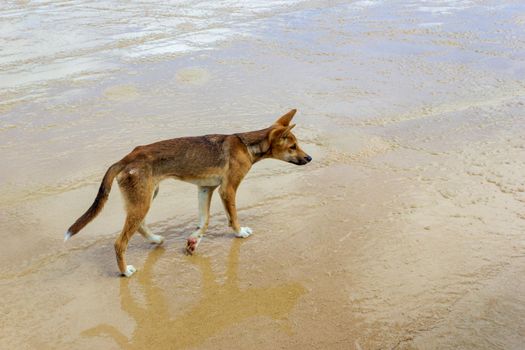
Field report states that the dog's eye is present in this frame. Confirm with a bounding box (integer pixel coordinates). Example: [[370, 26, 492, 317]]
[[290, 144, 297, 150]]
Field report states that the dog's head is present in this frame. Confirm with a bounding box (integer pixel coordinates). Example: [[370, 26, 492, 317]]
[[268, 109, 312, 165]]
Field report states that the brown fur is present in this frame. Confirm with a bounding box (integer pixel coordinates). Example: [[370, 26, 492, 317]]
[[65, 109, 311, 276]]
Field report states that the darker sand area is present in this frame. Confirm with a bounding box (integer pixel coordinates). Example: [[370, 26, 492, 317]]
[[1, 1, 525, 349]]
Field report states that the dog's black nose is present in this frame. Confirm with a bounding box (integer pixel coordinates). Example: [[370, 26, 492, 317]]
[[305, 155, 312, 163]]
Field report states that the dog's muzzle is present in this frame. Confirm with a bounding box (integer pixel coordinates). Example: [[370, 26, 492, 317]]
[[291, 155, 312, 165]]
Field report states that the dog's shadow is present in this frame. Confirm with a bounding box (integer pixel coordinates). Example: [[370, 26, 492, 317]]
[[83, 239, 305, 349]]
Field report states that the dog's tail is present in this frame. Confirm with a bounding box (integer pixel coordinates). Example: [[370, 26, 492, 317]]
[[64, 161, 125, 241]]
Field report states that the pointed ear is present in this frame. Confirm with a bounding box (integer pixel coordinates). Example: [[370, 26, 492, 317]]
[[282, 124, 296, 138], [274, 109, 297, 126], [269, 124, 296, 143]]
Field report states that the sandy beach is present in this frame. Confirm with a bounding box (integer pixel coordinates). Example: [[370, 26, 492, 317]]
[[1, 1, 524, 349]]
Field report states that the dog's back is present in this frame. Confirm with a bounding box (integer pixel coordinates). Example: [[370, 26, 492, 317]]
[[126, 135, 231, 179]]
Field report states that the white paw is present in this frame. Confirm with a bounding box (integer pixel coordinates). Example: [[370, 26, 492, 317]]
[[235, 227, 253, 238], [122, 265, 137, 277], [148, 234, 164, 244]]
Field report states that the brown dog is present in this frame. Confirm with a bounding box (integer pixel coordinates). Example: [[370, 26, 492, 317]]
[[65, 109, 311, 277]]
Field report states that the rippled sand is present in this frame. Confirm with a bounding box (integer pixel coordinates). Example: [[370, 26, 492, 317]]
[[1, 1, 524, 349]]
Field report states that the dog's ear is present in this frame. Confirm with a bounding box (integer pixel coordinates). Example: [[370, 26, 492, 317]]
[[274, 109, 297, 126], [269, 124, 296, 143], [282, 124, 296, 138]]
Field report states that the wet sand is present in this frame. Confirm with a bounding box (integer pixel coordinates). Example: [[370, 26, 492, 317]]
[[1, 1, 524, 349]]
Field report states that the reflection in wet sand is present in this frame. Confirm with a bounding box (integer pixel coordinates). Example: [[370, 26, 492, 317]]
[[83, 240, 305, 348]]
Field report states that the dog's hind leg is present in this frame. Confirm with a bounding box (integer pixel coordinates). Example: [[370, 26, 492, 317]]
[[138, 184, 164, 244], [115, 211, 146, 277], [186, 186, 217, 255], [138, 220, 164, 244], [115, 165, 153, 277]]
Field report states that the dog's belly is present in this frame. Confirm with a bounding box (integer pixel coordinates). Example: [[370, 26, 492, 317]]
[[175, 175, 222, 187]]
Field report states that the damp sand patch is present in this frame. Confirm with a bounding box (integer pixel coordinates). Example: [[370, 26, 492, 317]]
[[176, 67, 211, 86], [103, 84, 140, 101]]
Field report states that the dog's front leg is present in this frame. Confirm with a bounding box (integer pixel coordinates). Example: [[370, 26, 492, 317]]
[[186, 186, 217, 254], [219, 185, 252, 238]]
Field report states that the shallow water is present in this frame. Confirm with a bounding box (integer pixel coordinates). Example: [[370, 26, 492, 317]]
[[1, 1, 524, 349]]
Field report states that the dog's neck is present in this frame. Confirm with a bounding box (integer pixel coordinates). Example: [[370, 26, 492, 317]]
[[235, 128, 272, 163]]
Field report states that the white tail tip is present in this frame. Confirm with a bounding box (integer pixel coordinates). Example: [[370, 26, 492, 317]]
[[64, 230, 72, 242]]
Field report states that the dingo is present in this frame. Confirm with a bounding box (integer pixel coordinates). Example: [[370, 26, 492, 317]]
[[65, 109, 311, 277]]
